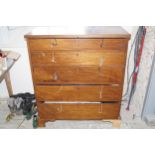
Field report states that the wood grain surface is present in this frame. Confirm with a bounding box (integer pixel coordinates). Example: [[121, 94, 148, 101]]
[[35, 85, 122, 102], [31, 51, 125, 66], [33, 66, 124, 84], [37, 102, 120, 120], [28, 38, 127, 51], [25, 26, 130, 126]]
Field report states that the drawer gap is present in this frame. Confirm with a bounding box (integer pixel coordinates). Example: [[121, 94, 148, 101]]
[[36, 84, 120, 86], [43, 101, 119, 104]]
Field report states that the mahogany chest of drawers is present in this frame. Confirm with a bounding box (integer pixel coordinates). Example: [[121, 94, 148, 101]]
[[25, 26, 130, 127]]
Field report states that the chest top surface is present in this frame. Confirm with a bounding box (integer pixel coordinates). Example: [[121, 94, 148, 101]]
[[24, 26, 131, 39]]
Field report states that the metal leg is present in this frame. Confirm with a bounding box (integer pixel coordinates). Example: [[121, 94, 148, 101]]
[[4, 72, 13, 96]]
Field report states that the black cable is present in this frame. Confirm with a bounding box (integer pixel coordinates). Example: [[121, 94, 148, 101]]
[[123, 27, 145, 99], [126, 26, 146, 110], [123, 28, 139, 98], [127, 28, 139, 82]]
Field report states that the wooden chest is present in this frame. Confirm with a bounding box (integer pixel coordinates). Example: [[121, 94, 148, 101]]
[[25, 26, 130, 127]]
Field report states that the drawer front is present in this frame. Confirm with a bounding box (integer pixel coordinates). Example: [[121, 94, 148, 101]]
[[37, 103, 120, 120], [78, 39, 126, 50], [31, 51, 125, 66], [29, 39, 77, 51], [33, 66, 124, 84], [28, 39, 126, 51], [35, 85, 122, 102]]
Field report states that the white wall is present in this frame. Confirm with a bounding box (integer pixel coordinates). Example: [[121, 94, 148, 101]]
[[0, 27, 35, 97], [0, 26, 133, 98]]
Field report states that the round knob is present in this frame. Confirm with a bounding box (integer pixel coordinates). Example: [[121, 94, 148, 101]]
[[51, 52, 56, 63], [51, 39, 57, 47], [41, 52, 46, 57], [53, 72, 58, 81], [100, 39, 104, 48], [99, 57, 104, 67]]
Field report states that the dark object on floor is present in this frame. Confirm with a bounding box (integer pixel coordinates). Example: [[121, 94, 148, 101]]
[[33, 115, 38, 128], [7, 93, 36, 118]]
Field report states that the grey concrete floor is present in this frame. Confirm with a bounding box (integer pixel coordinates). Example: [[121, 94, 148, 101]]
[[0, 101, 154, 129]]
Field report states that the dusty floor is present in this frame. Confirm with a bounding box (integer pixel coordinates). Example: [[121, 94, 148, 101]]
[[0, 101, 154, 129]]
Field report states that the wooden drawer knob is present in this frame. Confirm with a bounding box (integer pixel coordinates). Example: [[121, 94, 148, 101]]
[[98, 104, 103, 113], [51, 52, 56, 63], [57, 104, 63, 112], [53, 72, 58, 81], [99, 57, 104, 67], [100, 39, 104, 48], [41, 52, 46, 57], [51, 39, 57, 47], [99, 86, 103, 99]]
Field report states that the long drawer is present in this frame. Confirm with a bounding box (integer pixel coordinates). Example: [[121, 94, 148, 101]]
[[37, 103, 120, 120], [31, 51, 125, 66], [28, 39, 126, 51], [35, 85, 122, 102], [33, 66, 124, 84]]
